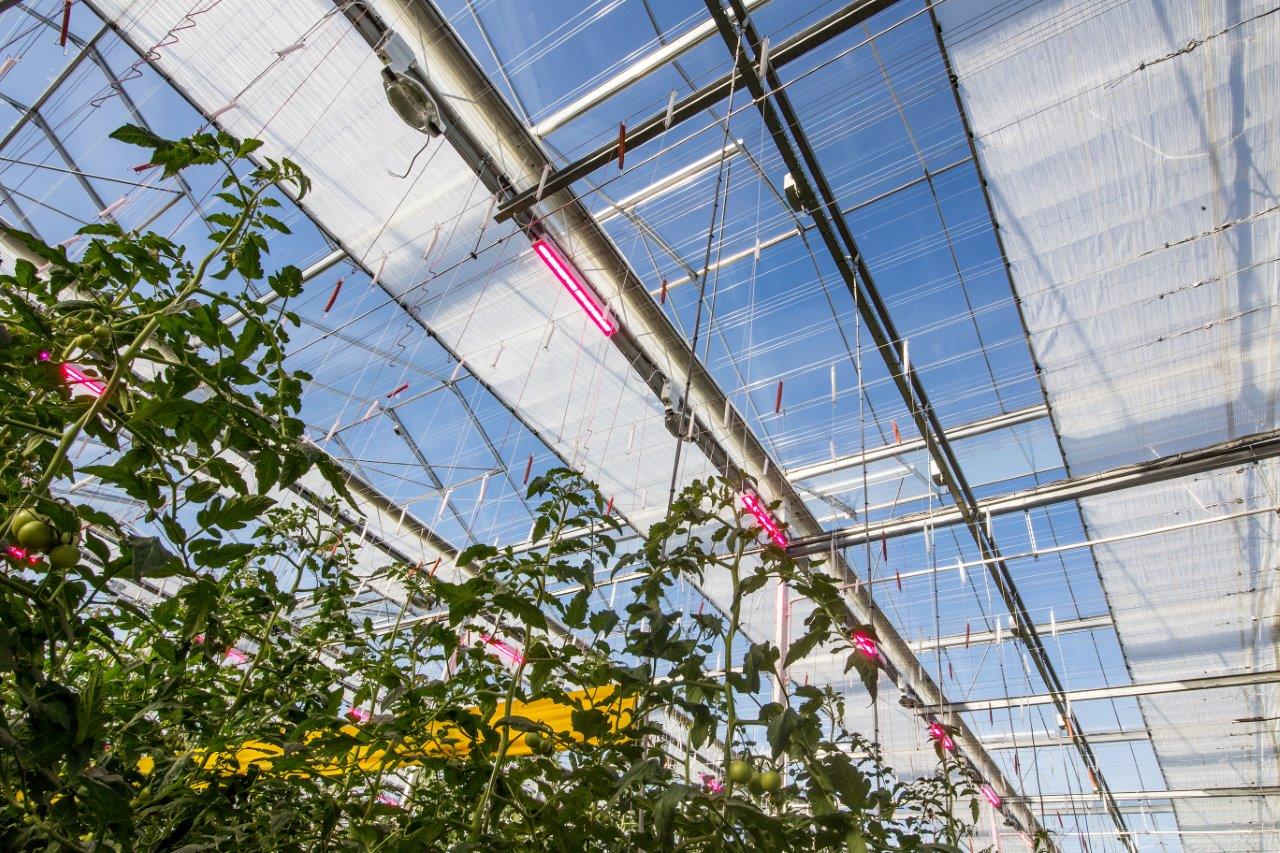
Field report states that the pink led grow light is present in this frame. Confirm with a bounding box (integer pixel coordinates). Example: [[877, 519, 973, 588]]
[[926, 721, 955, 752], [852, 630, 879, 661], [346, 707, 371, 724], [481, 633, 526, 666], [741, 490, 787, 548], [980, 783, 1001, 809], [532, 238, 616, 337], [62, 363, 106, 397]]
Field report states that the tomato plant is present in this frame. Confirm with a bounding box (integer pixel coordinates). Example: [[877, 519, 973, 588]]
[[0, 127, 1024, 851]]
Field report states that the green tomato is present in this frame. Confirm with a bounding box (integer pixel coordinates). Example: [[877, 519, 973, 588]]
[[47, 544, 80, 569], [10, 508, 38, 533], [524, 732, 544, 753], [728, 759, 753, 785], [747, 773, 765, 795], [759, 770, 782, 793], [66, 333, 95, 355], [16, 521, 57, 552]]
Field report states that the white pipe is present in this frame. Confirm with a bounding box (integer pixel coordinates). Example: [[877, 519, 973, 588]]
[[595, 141, 741, 223]]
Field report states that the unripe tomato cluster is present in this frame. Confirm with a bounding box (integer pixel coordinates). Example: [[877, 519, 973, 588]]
[[523, 731, 555, 756], [6, 508, 80, 569], [728, 758, 782, 795]]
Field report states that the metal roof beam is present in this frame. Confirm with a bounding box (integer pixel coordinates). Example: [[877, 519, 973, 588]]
[[1015, 786, 1280, 805], [981, 728, 1150, 750], [790, 427, 1280, 556], [496, 0, 901, 223], [918, 669, 1280, 715], [700, 1, 1058, 843], [789, 403, 1048, 482], [653, 154, 973, 296], [12, 3, 211, 232], [595, 140, 742, 224], [908, 613, 1112, 653], [532, 0, 771, 137]]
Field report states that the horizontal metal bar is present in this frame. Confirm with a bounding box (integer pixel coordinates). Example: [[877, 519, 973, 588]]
[[789, 427, 1280, 556], [595, 141, 741, 224], [790, 404, 1048, 482], [652, 155, 973, 296], [531, 0, 769, 137], [918, 669, 1280, 715], [1014, 786, 1280, 805], [1031, 829, 1279, 837], [981, 728, 1150, 751], [800, 613, 1111, 675], [908, 613, 1112, 653], [497, 0, 900, 222], [856, 503, 1280, 589]]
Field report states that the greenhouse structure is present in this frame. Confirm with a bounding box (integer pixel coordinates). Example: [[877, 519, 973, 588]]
[[0, 0, 1276, 850]]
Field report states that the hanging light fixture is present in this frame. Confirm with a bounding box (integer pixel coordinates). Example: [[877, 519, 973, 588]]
[[62, 363, 106, 398], [980, 783, 1001, 809], [532, 238, 616, 337], [740, 490, 787, 547], [481, 632, 526, 666], [341, 2, 443, 137]]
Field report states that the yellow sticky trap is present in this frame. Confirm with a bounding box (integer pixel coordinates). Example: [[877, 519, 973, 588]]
[[138, 686, 633, 779]]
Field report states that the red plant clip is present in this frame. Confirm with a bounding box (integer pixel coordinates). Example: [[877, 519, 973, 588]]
[[60, 0, 72, 48], [323, 277, 344, 313]]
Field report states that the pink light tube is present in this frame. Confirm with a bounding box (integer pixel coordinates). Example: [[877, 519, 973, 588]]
[[927, 721, 955, 752], [532, 238, 616, 337], [481, 632, 526, 666], [741, 490, 788, 548], [852, 630, 879, 661], [980, 783, 1001, 809], [62, 363, 106, 397]]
